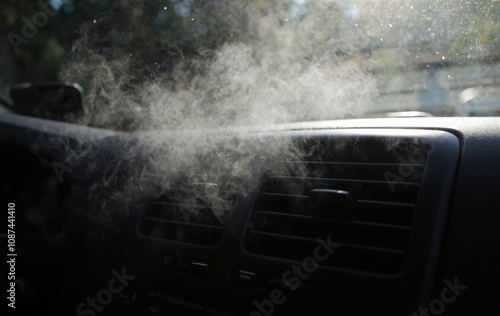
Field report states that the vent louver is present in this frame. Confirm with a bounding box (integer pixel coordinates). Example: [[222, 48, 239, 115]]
[[243, 137, 427, 274], [139, 180, 239, 246]]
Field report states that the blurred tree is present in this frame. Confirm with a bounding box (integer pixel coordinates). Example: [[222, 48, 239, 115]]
[[0, 0, 112, 101], [1, 0, 499, 105]]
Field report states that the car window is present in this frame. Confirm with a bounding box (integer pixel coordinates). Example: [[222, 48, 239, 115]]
[[1, 0, 499, 130]]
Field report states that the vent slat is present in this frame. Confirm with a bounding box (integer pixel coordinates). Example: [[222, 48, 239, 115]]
[[245, 233, 406, 274], [269, 175, 419, 185], [250, 212, 410, 250], [141, 220, 224, 246], [255, 211, 411, 231], [254, 194, 415, 226], [247, 231, 406, 256], [144, 217, 226, 229], [271, 161, 424, 183], [260, 178, 419, 204], [357, 199, 415, 208], [151, 202, 232, 213], [145, 202, 230, 227]]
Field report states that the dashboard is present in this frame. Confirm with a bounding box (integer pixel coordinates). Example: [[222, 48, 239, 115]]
[[1, 113, 499, 316]]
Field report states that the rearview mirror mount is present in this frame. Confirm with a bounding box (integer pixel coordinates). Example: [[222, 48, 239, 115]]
[[9, 82, 84, 123]]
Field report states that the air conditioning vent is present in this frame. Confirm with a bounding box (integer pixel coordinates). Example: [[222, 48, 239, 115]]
[[139, 179, 240, 246], [243, 137, 427, 274]]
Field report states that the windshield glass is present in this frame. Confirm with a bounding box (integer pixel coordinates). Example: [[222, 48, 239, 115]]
[[1, 0, 499, 129]]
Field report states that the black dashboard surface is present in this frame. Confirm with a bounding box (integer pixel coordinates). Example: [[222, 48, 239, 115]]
[[1, 114, 499, 316]]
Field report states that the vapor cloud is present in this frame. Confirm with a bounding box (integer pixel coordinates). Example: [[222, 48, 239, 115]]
[[48, 0, 378, 229]]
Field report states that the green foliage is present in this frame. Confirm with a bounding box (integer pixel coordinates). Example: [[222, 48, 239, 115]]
[[1, 0, 500, 103], [0, 0, 112, 100]]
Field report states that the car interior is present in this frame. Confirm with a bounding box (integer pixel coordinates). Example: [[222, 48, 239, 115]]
[[2, 111, 500, 315], [1, 1, 500, 316]]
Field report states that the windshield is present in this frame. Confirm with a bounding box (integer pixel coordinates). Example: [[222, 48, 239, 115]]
[[1, 0, 499, 129]]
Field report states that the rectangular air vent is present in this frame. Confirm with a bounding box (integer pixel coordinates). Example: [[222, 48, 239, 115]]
[[139, 180, 240, 246], [243, 137, 427, 274]]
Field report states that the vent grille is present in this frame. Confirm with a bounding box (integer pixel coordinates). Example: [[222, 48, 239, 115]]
[[139, 180, 240, 246], [243, 137, 427, 274]]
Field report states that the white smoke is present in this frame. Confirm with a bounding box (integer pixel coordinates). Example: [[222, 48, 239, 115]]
[[49, 0, 379, 227]]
